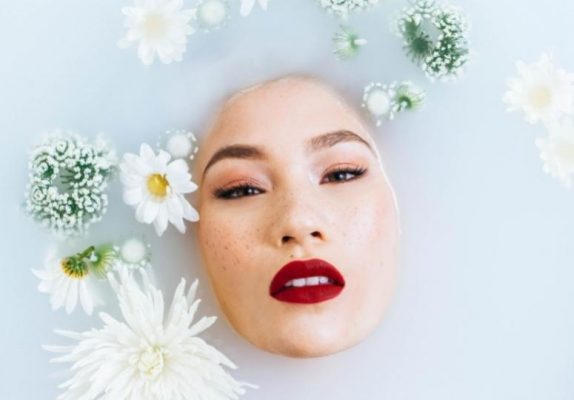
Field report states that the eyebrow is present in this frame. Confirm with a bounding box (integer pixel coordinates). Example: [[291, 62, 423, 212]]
[[201, 129, 375, 180]]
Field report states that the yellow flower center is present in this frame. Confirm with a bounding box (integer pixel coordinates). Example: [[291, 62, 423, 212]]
[[147, 174, 170, 198], [60, 257, 89, 279], [138, 346, 165, 380], [142, 13, 168, 40], [529, 85, 553, 108]]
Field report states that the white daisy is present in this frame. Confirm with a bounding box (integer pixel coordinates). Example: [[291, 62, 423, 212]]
[[118, 0, 196, 66], [504, 53, 574, 124], [536, 118, 574, 188], [44, 268, 255, 399], [32, 248, 102, 315], [240, 0, 268, 16], [120, 143, 199, 236]]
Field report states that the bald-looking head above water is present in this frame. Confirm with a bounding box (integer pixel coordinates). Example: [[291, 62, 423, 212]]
[[193, 75, 400, 358]]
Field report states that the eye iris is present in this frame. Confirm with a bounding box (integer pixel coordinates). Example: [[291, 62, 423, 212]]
[[334, 171, 350, 181], [237, 187, 255, 197], [227, 185, 258, 198], [328, 168, 363, 183]]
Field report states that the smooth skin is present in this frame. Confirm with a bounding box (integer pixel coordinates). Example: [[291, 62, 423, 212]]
[[192, 75, 400, 358]]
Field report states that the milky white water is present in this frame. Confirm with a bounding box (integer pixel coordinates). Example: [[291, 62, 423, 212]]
[[1, 0, 574, 398]]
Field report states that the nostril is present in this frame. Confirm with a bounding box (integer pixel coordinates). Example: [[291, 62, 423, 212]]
[[311, 231, 321, 238]]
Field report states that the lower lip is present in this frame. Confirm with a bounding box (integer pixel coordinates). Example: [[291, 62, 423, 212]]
[[272, 284, 344, 304]]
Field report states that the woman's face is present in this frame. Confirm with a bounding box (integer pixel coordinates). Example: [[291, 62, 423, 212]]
[[193, 77, 399, 358]]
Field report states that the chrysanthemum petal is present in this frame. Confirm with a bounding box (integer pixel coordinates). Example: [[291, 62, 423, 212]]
[[45, 269, 253, 399]]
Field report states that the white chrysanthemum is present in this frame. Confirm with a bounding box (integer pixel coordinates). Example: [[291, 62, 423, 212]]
[[120, 143, 199, 236], [118, 0, 196, 66], [32, 248, 102, 315], [536, 119, 574, 187], [240, 0, 268, 16], [504, 53, 574, 124], [44, 268, 255, 400]]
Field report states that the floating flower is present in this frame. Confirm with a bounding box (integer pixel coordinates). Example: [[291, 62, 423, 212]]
[[503, 53, 574, 125], [115, 237, 152, 269], [332, 25, 367, 60], [240, 0, 268, 16], [44, 268, 256, 399], [394, 81, 426, 113], [32, 247, 107, 315], [397, 0, 470, 81], [156, 129, 199, 160], [362, 81, 425, 126], [317, 0, 380, 19], [536, 118, 574, 188], [194, 0, 230, 32], [120, 143, 199, 236], [90, 244, 119, 278], [118, 0, 196, 66], [24, 131, 116, 238]]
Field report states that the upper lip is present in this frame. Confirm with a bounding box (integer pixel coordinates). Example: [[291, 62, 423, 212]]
[[269, 258, 346, 295]]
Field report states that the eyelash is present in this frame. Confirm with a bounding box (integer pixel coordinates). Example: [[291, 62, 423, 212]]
[[213, 166, 368, 200]]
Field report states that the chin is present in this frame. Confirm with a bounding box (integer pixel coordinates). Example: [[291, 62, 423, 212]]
[[255, 323, 366, 359]]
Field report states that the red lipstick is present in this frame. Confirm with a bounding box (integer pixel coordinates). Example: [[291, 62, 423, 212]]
[[269, 258, 345, 304]]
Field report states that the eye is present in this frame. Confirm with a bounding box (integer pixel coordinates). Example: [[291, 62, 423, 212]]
[[213, 183, 265, 200], [321, 166, 368, 184]]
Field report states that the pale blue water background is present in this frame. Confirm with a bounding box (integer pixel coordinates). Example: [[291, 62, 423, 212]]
[[1, 0, 574, 398]]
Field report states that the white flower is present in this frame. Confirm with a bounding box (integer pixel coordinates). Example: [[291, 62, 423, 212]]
[[396, 0, 470, 82], [536, 118, 574, 188], [362, 81, 425, 126], [332, 25, 367, 60], [25, 131, 115, 238], [120, 143, 199, 236], [157, 129, 199, 160], [318, 0, 380, 19], [44, 268, 255, 399], [118, 0, 196, 66], [240, 0, 268, 16], [363, 83, 394, 125], [194, 0, 229, 31], [32, 248, 102, 315], [504, 53, 574, 124], [116, 237, 151, 268]]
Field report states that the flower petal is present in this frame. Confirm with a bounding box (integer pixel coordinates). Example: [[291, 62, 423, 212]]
[[79, 280, 94, 315], [123, 187, 143, 206], [65, 280, 79, 314], [142, 200, 160, 224]]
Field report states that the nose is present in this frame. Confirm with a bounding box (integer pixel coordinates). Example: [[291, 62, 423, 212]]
[[270, 189, 329, 249]]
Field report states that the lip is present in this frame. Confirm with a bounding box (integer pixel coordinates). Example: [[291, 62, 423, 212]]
[[269, 258, 346, 304]]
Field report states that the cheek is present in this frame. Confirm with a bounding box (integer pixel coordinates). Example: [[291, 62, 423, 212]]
[[341, 181, 399, 301], [343, 186, 397, 252], [197, 207, 259, 285]]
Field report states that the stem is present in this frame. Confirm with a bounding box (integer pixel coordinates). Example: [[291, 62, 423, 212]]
[[78, 246, 96, 260]]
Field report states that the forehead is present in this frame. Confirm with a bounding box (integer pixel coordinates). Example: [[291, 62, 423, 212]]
[[195, 78, 375, 177]]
